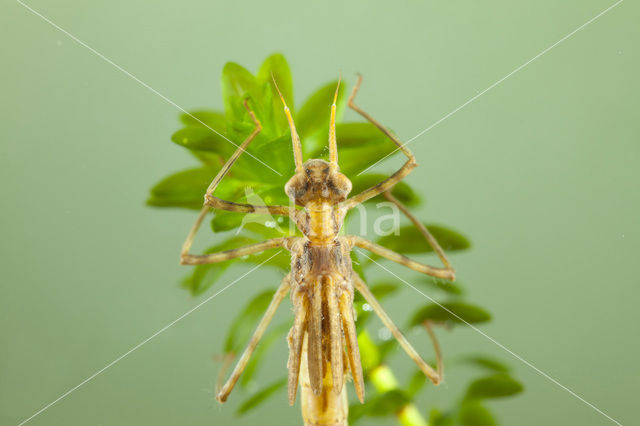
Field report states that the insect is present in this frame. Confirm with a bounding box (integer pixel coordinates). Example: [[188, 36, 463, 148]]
[[180, 75, 455, 425]]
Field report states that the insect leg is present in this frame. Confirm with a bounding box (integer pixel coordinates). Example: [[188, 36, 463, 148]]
[[180, 237, 288, 265], [326, 276, 344, 396], [339, 75, 417, 209], [216, 274, 292, 403], [181, 100, 294, 262], [352, 273, 442, 385], [338, 288, 365, 403], [287, 289, 309, 405], [307, 276, 324, 395], [382, 191, 454, 272], [349, 236, 455, 281]]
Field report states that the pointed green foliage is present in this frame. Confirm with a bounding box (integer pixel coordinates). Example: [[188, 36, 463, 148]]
[[410, 301, 491, 327], [465, 373, 524, 400], [172, 110, 233, 155], [241, 322, 290, 388], [335, 122, 387, 147], [147, 167, 219, 209], [257, 53, 294, 135], [221, 62, 261, 125], [171, 126, 232, 155], [225, 289, 276, 353], [297, 80, 345, 141], [331, 122, 407, 176], [350, 173, 420, 206], [258, 54, 294, 108], [459, 402, 496, 426], [339, 142, 401, 177], [210, 210, 244, 232], [236, 378, 287, 415], [148, 54, 524, 422], [181, 261, 231, 296], [377, 224, 470, 255]]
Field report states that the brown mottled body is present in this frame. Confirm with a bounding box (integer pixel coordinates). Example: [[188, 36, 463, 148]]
[[180, 77, 455, 426]]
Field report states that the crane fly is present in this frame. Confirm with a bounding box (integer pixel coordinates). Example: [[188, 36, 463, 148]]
[[180, 75, 455, 426]]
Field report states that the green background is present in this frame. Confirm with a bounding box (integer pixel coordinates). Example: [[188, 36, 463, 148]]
[[1, 1, 638, 425]]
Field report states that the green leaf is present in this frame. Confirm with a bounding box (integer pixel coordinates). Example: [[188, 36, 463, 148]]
[[181, 261, 231, 296], [179, 110, 227, 128], [339, 144, 399, 177], [456, 355, 510, 373], [376, 224, 470, 255], [257, 54, 293, 136], [210, 210, 246, 233], [409, 302, 491, 327], [258, 53, 294, 110], [296, 80, 345, 138], [241, 322, 290, 387], [225, 289, 276, 353], [236, 378, 287, 415], [420, 276, 464, 295], [335, 122, 388, 147], [147, 167, 219, 210], [406, 369, 427, 397], [429, 409, 456, 426], [357, 330, 381, 372], [221, 62, 260, 124], [465, 373, 524, 400], [364, 389, 411, 417], [171, 126, 233, 155], [350, 174, 420, 206], [459, 401, 496, 426]]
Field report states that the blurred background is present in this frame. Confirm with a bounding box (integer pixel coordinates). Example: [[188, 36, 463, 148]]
[[1, 0, 638, 425]]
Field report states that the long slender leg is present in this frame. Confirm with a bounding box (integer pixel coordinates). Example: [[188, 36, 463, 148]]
[[326, 276, 344, 396], [180, 237, 287, 265], [383, 191, 454, 272], [307, 276, 324, 395], [287, 289, 309, 405], [338, 289, 364, 403], [349, 236, 455, 281], [181, 100, 294, 261], [352, 273, 443, 385], [339, 75, 417, 210], [217, 274, 292, 403]]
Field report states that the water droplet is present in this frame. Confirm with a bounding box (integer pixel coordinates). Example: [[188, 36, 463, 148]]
[[378, 327, 392, 341]]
